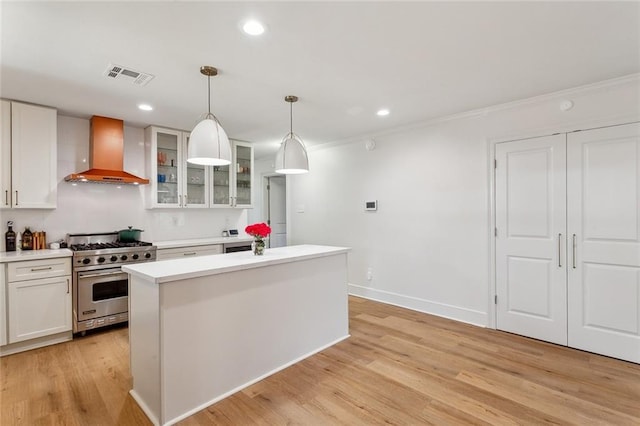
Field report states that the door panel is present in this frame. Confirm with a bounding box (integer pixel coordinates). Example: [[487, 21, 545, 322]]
[[496, 134, 567, 345], [267, 176, 287, 248], [567, 122, 640, 363]]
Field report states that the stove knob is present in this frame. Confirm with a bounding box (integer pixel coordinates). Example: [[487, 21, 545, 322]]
[[132, 254, 139, 260], [110, 256, 118, 262], [121, 255, 128, 261], [97, 257, 105, 263], [144, 252, 152, 259], [82, 258, 91, 265]]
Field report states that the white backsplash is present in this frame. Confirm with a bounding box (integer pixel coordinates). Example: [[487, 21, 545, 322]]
[[0, 115, 248, 250]]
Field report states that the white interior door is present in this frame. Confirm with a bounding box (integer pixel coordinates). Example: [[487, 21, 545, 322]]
[[495, 134, 567, 345], [567, 122, 640, 363], [267, 176, 287, 248]]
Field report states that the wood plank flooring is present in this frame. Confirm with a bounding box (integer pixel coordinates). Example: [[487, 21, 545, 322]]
[[2, 296, 639, 425]]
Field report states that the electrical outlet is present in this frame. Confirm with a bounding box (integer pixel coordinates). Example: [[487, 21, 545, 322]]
[[367, 267, 373, 281]]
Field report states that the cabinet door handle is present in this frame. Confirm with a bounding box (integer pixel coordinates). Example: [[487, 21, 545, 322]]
[[558, 233, 562, 268], [572, 234, 577, 269], [183, 195, 187, 207], [15, 190, 18, 206], [67, 278, 70, 294], [31, 266, 53, 272], [4, 190, 8, 206], [183, 252, 197, 256]]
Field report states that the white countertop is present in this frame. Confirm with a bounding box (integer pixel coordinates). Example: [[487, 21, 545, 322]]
[[0, 248, 73, 263], [123, 244, 350, 284], [153, 236, 253, 249]]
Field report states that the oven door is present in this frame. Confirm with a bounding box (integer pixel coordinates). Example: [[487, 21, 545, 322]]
[[77, 268, 128, 321]]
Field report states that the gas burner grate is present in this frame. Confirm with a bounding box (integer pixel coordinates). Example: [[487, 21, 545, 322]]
[[70, 241, 153, 251]]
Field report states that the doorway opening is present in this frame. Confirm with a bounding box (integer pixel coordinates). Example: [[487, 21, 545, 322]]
[[263, 175, 287, 248]]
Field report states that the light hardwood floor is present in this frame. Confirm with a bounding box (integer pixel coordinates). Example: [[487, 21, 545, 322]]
[[2, 296, 639, 425]]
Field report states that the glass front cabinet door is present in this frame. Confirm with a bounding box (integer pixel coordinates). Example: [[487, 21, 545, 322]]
[[146, 127, 251, 209], [145, 127, 209, 209], [183, 134, 209, 208], [233, 142, 253, 208], [210, 140, 253, 208]]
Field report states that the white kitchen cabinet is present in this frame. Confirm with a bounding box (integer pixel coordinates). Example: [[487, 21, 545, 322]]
[[156, 244, 223, 260], [145, 126, 210, 209], [0, 263, 6, 346], [146, 126, 253, 209], [212, 141, 254, 208], [6, 258, 72, 343], [0, 100, 57, 209]]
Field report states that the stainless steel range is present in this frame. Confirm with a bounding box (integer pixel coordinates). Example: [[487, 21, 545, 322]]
[[68, 232, 156, 334]]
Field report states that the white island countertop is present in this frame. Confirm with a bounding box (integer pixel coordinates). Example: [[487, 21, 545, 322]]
[[123, 244, 350, 284], [126, 243, 350, 425]]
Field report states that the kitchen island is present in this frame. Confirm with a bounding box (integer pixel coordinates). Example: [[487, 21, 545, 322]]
[[122, 244, 350, 426]]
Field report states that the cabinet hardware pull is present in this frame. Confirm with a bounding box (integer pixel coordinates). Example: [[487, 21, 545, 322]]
[[558, 233, 562, 267], [31, 266, 53, 271], [67, 278, 70, 294], [4, 190, 7, 205], [572, 234, 577, 269], [183, 252, 197, 256], [15, 190, 18, 205]]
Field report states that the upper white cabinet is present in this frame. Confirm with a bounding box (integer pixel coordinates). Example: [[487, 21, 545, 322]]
[[146, 126, 253, 209], [0, 100, 57, 209], [212, 141, 254, 208], [145, 126, 209, 209]]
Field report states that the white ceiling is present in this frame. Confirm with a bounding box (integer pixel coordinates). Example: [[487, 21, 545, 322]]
[[2, 1, 639, 158]]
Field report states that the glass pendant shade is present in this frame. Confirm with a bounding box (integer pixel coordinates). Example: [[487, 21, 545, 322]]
[[275, 132, 309, 174], [188, 116, 231, 166]]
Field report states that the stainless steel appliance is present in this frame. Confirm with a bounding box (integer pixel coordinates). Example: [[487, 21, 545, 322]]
[[223, 240, 252, 253], [68, 232, 156, 334]]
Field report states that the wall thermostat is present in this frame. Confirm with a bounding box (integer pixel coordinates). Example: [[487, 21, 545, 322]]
[[365, 200, 378, 211]]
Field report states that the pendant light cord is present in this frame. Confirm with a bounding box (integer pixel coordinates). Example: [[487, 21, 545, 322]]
[[290, 100, 293, 134], [207, 75, 211, 115]]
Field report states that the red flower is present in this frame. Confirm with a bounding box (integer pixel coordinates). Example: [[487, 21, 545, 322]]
[[245, 222, 272, 238]]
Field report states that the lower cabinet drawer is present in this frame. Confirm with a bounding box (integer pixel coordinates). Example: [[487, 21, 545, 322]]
[[156, 244, 223, 261], [7, 258, 71, 282]]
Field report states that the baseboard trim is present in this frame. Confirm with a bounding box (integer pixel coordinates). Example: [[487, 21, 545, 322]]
[[348, 284, 487, 327]]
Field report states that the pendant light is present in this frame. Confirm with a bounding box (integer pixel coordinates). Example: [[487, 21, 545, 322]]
[[275, 95, 309, 174], [187, 66, 231, 166]]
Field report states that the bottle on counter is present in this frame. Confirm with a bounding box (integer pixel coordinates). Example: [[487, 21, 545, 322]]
[[5, 221, 16, 252], [21, 227, 33, 250]]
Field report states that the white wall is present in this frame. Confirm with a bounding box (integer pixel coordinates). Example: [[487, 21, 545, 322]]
[[0, 116, 247, 247], [288, 75, 640, 326]]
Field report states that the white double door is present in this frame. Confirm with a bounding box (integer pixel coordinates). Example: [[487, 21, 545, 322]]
[[496, 122, 640, 363]]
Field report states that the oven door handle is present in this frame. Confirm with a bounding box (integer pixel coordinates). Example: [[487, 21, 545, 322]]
[[78, 271, 126, 279]]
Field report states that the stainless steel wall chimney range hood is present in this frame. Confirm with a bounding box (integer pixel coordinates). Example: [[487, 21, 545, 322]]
[[64, 116, 149, 185]]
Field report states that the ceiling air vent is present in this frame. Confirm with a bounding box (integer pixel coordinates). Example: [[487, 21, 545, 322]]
[[104, 63, 154, 86]]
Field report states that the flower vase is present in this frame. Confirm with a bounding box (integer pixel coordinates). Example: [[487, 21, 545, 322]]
[[253, 238, 265, 256]]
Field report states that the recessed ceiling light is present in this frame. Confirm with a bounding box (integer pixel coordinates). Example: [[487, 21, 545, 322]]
[[376, 109, 390, 116], [138, 104, 153, 111], [242, 20, 265, 36]]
